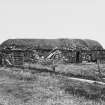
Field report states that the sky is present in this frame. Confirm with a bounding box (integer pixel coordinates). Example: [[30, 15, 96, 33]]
[[0, 0, 105, 48]]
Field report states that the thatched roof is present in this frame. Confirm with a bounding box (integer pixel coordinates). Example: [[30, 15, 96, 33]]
[[0, 39, 103, 50], [84, 39, 103, 50]]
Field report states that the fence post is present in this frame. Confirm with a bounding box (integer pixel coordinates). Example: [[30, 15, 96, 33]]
[[97, 59, 102, 79]]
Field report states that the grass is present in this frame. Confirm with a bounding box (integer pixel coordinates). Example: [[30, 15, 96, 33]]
[[0, 64, 105, 105], [23, 63, 105, 81], [56, 63, 105, 81], [59, 75, 105, 100]]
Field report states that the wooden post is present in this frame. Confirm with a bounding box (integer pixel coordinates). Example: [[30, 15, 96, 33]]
[[97, 59, 102, 79]]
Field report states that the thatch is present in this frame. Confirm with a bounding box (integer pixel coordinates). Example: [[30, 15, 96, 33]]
[[84, 39, 103, 50], [0, 39, 103, 50]]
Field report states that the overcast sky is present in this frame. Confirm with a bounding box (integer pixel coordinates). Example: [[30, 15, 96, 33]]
[[0, 0, 105, 48]]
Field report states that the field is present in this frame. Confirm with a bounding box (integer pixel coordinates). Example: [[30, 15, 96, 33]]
[[0, 64, 105, 105], [25, 63, 105, 81]]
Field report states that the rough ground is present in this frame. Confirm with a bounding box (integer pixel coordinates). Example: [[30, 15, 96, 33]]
[[0, 64, 105, 105]]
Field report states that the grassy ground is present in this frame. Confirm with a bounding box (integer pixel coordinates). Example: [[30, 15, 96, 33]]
[[24, 63, 105, 80], [0, 64, 105, 105], [55, 63, 105, 81]]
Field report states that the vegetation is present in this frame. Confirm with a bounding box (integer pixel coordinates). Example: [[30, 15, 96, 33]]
[[56, 63, 105, 81], [24, 63, 105, 81], [0, 64, 105, 104]]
